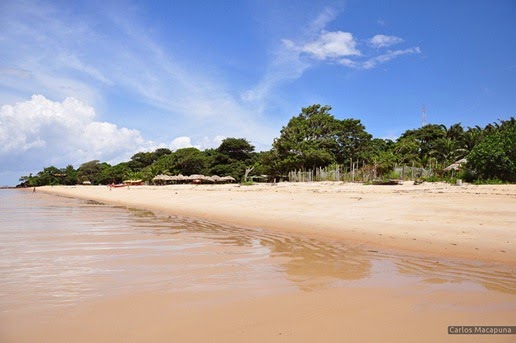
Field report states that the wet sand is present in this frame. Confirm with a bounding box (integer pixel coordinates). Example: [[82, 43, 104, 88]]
[[39, 182, 516, 264], [5, 285, 516, 342], [2, 185, 515, 342]]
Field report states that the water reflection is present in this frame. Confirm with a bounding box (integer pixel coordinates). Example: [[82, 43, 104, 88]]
[[394, 256, 516, 294], [130, 211, 373, 290], [129, 208, 516, 294], [1, 189, 515, 316]]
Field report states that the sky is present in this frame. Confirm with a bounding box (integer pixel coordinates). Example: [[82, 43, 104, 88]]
[[0, 0, 515, 186]]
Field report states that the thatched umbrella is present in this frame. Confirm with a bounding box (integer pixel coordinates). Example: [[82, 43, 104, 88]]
[[152, 174, 172, 185], [211, 175, 222, 182], [202, 176, 215, 183], [220, 176, 236, 183], [189, 174, 209, 184], [176, 174, 190, 183], [444, 158, 467, 171]]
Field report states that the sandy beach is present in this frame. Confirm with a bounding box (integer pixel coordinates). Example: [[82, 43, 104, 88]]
[[2, 184, 516, 342], [39, 182, 516, 265]]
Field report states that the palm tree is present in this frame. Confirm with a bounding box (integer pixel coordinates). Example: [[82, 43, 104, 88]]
[[430, 138, 467, 165], [463, 127, 483, 152], [394, 138, 420, 165]]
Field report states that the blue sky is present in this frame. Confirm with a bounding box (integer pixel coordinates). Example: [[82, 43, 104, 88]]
[[1, 0, 515, 185]]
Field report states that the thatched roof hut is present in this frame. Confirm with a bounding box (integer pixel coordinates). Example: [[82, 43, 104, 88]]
[[153, 174, 174, 184], [177, 174, 190, 182], [444, 158, 467, 171], [220, 176, 236, 183], [188, 174, 216, 184]]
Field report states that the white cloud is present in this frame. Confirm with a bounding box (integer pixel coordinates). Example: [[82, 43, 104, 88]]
[[278, 14, 419, 74], [0, 95, 246, 184], [308, 7, 339, 33], [169, 136, 199, 151], [0, 0, 272, 145], [0, 95, 152, 169], [348, 47, 422, 69], [242, 8, 345, 105], [369, 34, 403, 48], [287, 31, 360, 60]]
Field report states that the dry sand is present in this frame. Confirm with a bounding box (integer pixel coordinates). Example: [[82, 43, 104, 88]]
[[39, 182, 516, 265]]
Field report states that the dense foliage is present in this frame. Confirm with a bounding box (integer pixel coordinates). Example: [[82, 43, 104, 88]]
[[466, 118, 515, 182], [18, 105, 515, 186]]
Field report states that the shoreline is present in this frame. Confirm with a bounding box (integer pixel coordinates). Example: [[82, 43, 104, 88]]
[[36, 182, 516, 265]]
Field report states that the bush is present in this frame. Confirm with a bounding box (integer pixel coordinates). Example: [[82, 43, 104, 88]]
[[473, 178, 505, 185]]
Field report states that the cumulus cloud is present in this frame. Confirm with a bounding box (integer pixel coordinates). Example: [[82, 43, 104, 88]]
[[0, 95, 152, 169], [168, 136, 199, 150], [369, 34, 403, 48]]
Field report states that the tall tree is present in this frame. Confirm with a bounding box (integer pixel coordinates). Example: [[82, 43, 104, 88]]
[[272, 104, 338, 172], [210, 138, 257, 180], [216, 138, 254, 161], [335, 118, 372, 165], [77, 160, 104, 184], [168, 148, 208, 175]]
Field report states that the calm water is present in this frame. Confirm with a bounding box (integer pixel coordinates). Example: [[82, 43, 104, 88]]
[[1, 189, 515, 313]]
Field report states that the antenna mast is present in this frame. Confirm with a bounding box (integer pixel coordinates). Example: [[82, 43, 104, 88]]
[[422, 104, 426, 126]]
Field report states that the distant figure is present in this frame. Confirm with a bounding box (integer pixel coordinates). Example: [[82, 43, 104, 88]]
[[33, 187, 36, 193]]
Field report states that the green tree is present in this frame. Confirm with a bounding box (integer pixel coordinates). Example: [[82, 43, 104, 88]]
[[430, 137, 467, 165], [362, 138, 396, 177], [35, 166, 62, 185], [18, 173, 36, 187], [335, 118, 372, 165], [463, 126, 483, 152], [62, 165, 78, 185], [168, 148, 208, 175], [77, 160, 102, 184], [128, 152, 154, 171], [216, 138, 254, 161], [466, 121, 516, 182], [397, 124, 446, 163], [209, 138, 258, 181], [272, 104, 339, 172]]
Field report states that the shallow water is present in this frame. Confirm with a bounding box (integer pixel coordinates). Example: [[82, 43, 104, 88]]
[[1, 189, 515, 315]]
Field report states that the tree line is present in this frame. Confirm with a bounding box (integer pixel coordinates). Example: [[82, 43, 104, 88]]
[[18, 104, 515, 186]]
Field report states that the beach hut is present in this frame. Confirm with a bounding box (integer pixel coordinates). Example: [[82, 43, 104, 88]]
[[444, 158, 467, 171], [176, 174, 190, 183], [211, 175, 222, 183], [444, 158, 467, 179], [189, 174, 204, 184], [153, 174, 172, 185], [188, 175, 215, 184]]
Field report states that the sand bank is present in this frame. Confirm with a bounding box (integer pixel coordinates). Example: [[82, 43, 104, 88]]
[[39, 182, 516, 264]]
